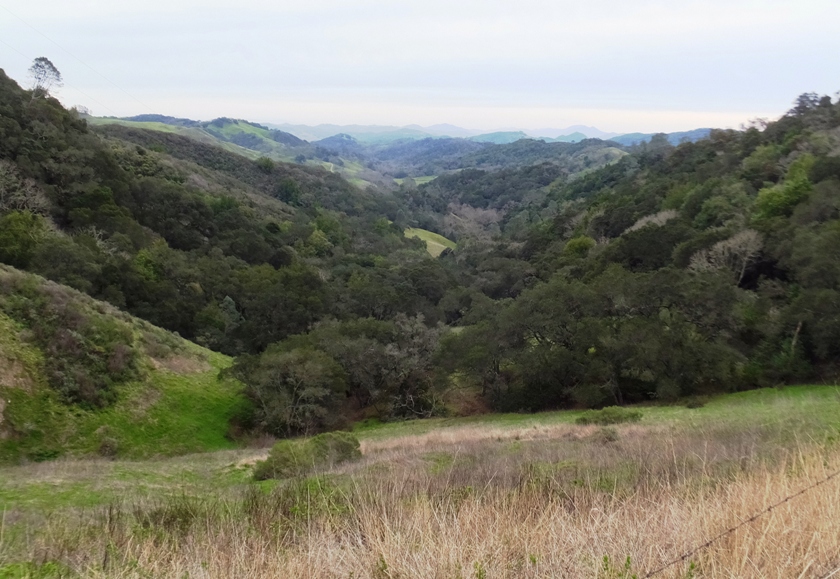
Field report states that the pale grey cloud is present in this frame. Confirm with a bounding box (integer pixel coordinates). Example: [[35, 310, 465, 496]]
[[1, 0, 837, 132]]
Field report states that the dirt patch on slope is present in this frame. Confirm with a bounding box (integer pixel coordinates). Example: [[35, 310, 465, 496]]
[[149, 355, 211, 375], [0, 356, 34, 392]]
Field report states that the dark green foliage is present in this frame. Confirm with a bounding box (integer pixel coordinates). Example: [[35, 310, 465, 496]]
[[252, 431, 361, 480], [274, 178, 301, 205], [94, 123, 385, 216], [0, 211, 45, 268], [809, 156, 840, 183], [575, 406, 643, 425], [600, 220, 694, 272], [233, 315, 446, 429], [415, 163, 564, 211], [236, 347, 347, 436], [255, 156, 274, 173], [435, 91, 840, 411]]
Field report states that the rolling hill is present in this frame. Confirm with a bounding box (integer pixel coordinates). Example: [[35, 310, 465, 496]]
[[0, 264, 247, 463]]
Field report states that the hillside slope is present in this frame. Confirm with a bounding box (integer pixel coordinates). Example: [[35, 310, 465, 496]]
[[0, 265, 247, 463], [89, 116, 393, 188], [436, 92, 840, 411]]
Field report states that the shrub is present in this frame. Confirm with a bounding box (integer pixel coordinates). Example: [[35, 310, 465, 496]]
[[0, 211, 46, 268], [253, 431, 361, 481], [575, 406, 643, 426], [255, 156, 274, 174], [592, 426, 619, 443], [685, 397, 708, 409], [134, 496, 206, 537], [309, 431, 362, 465], [98, 436, 120, 458], [563, 235, 596, 257]]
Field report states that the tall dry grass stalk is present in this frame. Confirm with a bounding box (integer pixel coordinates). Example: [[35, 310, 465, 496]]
[[4, 422, 840, 578]]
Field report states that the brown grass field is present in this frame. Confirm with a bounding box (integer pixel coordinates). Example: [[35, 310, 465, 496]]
[[2, 387, 840, 578]]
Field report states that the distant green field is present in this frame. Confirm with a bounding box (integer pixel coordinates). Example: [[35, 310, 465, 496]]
[[347, 177, 369, 189], [88, 117, 263, 159], [206, 119, 271, 140], [404, 227, 456, 257], [395, 175, 437, 185], [86, 118, 181, 133]]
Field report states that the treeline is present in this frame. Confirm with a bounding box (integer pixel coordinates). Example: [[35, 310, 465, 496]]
[[322, 134, 622, 179]]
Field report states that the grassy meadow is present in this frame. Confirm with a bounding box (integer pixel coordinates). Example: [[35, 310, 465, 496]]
[[395, 176, 437, 186], [2, 386, 840, 577], [404, 227, 457, 257]]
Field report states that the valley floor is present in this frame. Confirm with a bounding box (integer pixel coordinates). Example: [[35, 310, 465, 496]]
[[2, 386, 840, 578]]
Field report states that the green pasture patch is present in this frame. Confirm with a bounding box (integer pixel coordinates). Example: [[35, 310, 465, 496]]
[[348, 177, 369, 188], [0, 352, 245, 463], [395, 175, 437, 185], [85, 118, 181, 133], [576, 406, 643, 425], [352, 385, 840, 442], [404, 227, 457, 257], [206, 119, 271, 139], [0, 481, 112, 511]]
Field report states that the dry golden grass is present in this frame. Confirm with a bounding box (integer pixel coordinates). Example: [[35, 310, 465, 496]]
[[5, 413, 840, 578]]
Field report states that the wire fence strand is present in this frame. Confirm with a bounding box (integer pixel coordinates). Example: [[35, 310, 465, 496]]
[[642, 466, 840, 578]]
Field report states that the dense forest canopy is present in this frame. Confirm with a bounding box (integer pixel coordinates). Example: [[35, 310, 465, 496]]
[[1, 66, 839, 436]]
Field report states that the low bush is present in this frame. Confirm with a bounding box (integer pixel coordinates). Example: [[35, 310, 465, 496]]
[[591, 426, 620, 443], [685, 396, 708, 409], [575, 406, 643, 426], [253, 431, 361, 481]]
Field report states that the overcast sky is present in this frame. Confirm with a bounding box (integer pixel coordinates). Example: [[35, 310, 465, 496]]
[[1, 0, 838, 133]]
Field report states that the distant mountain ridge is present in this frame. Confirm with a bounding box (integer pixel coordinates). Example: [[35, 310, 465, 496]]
[[526, 125, 621, 140], [110, 116, 714, 150], [469, 131, 532, 144], [611, 128, 713, 146], [109, 116, 713, 149], [270, 122, 619, 144]]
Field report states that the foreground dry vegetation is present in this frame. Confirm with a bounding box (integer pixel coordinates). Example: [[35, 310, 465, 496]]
[[2, 387, 840, 578]]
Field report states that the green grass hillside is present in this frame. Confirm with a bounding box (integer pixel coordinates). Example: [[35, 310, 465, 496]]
[[0, 265, 247, 464], [89, 116, 398, 189], [85, 116, 265, 159], [404, 227, 457, 257]]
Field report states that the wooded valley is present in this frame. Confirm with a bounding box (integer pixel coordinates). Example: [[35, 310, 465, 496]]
[[1, 68, 840, 455]]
